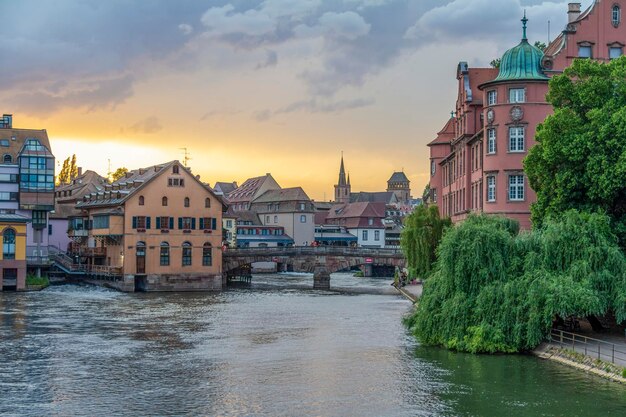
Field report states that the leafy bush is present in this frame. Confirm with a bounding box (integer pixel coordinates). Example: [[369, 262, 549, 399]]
[[405, 211, 626, 353], [26, 275, 49, 287]]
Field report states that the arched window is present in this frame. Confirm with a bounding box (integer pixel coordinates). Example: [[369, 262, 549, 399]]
[[182, 241, 192, 266], [613, 4, 621, 27], [205, 198, 211, 208], [202, 242, 212, 266], [173, 165, 179, 174], [3, 154, 11, 164], [184, 197, 190, 207], [162, 196, 168, 206], [160, 242, 170, 266], [138, 196, 144, 206], [3, 228, 16, 260]]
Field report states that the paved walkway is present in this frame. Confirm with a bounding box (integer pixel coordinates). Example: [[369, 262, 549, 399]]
[[549, 324, 626, 368]]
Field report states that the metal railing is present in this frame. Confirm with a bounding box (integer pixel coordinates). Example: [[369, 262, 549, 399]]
[[223, 246, 404, 257], [549, 329, 626, 366]]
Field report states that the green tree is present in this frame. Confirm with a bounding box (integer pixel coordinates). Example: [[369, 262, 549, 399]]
[[57, 157, 70, 185], [110, 167, 128, 182], [400, 204, 451, 279], [405, 212, 626, 353], [69, 154, 79, 180], [489, 58, 501, 69], [534, 41, 546, 51], [525, 57, 626, 247]]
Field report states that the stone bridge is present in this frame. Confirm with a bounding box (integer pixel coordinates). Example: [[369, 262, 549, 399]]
[[222, 247, 406, 289]]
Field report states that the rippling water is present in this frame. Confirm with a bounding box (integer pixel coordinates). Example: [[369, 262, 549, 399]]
[[1, 273, 625, 416]]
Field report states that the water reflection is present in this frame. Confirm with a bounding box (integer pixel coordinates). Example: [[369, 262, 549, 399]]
[[1, 274, 625, 416]]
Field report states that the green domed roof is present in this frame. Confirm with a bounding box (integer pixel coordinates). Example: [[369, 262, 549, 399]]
[[494, 14, 548, 82]]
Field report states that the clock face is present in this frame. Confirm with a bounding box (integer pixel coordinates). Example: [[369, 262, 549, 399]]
[[510, 106, 524, 121], [486, 109, 494, 124]]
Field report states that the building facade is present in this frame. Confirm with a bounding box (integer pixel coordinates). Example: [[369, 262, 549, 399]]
[[75, 161, 224, 291], [386, 172, 411, 204], [323, 202, 386, 248], [428, 2, 625, 229]]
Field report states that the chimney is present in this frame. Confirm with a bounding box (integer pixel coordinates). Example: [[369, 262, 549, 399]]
[[568, 3, 581, 23], [77, 167, 83, 176]]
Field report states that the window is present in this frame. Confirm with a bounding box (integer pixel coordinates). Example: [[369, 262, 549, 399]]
[[430, 160, 436, 176], [487, 176, 496, 202], [179, 216, 194, 230], [509, 88, 525, 103], [509, 127, 525, 152], [182, 242, 192, 266], [167, 178, 185, 187], [184, 197, 190, 207], [0, 192, 18, 201], [203, 243, 212, 266], [48, 224, 52, 235], [578, 45, 592, 58], [226, 220, 233, 228], [162, 196, 168, 206], [374, 230, 380, 241], [274, 215, 278, 223], [610, 46, 623, 59], [19, 156, 54, 191], [487, 129, 496, 154], [3, 154, 11, 164], [509, 175, 525, 201], [613, 5, 621, 27], [487, 90, 497, 106], [266, 215, 270, 223], [156, 216, 172, 230], [0, 140, 9, 147], [3, 228, 15, 260], [300, 215, 306, 223], [24, 139, 45, 151], [0, 174, 17, 182], [299, 203, 306, 211], [173, 165, 179, 174], [431, 188, 437, 203], [362, 230, 368, 241], [133, 216, 149, 229], [160, 242, 170, 266], [199, 217, 216, 230], [205, 198, 211, 208], [138, 196, 144, 206]]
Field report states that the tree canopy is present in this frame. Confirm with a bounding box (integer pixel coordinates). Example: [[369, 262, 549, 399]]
[[525, 57, 626, 247], [405, 212, 626, 353], [56, 154, 79, 185], [400, 204, 451, 279], [111, 167, 128, 182]]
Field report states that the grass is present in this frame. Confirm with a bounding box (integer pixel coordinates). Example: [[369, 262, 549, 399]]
[[26, 275, 49, 287], [353, 271, 364, 277]]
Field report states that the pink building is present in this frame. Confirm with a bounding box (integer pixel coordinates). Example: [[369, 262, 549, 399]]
[[428, 1, 626, 229]]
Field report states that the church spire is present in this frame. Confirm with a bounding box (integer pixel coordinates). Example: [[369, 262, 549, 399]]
[[338, 152, 347, 186]]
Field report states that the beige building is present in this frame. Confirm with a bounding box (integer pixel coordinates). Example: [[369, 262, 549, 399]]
[[75, 161, 224, 291], [227, 173, 280, 211], [250, 187, 315, 246]]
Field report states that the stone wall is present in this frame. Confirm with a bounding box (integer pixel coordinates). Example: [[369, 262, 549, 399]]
[[137, 273, 223, 292]]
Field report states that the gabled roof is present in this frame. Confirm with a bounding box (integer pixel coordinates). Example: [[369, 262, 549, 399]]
[[0, 126, 54, 161], [350, 191, 398, 204], [388, 171, 409, 183], [428, 117, 455, 146], [56, 170, 108, 204], [227, 173, 279, 203], [251, 187, 311, 203], [214, 181, 238, 195], [327, 202, 386, 220]]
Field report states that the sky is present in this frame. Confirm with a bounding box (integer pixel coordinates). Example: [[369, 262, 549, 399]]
[[0, 0, 593, 201]]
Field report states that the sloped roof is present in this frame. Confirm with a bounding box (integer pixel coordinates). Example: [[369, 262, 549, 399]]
[[0, 126, 53, 161], [388, 171, 409, 183], [252, 187, 311, 203], [350, 191, 397, 204], [227, 174, 278, 203], [327, 202, 386, 220], [214, 181, 237, 195], [56, 170, 108, 204], [428, 117, 455, 146]]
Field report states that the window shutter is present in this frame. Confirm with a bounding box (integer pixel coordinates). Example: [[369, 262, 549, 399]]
[[178, 217, 183, 230], [191, 218, 196, 230], [132, 216, 137, 229], [212, 218, 217, 230], [169, 217, 174, 230], [156, 217, 161, 229], [199, 218, 204, 230], [146, 217, 151, 229]]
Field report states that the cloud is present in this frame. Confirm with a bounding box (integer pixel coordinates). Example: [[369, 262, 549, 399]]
[[126, 116, 163, 134], [256, 49, 278, 69], [200, 109, 242, 121], [178, 24, 193, 35], [200, 4, 276, 37], [276, 97, 375, 114], [318, 11, 371, 40], [254, 109, 272, 122], [10, 75, 134, 117]]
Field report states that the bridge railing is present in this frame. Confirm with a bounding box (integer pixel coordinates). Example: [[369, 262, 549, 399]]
[[223, 246, 404, 257], [549, 329, 626, 366]]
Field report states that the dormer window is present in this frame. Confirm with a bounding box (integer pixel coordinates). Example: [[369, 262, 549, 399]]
[[173, 165, 179, 174], [613, 5, 621, 27], [3, 154, 11, 164]]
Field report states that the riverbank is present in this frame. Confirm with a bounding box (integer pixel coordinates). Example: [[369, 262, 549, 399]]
[[532, 343, 626, 384], [395, 283, 422, 303]]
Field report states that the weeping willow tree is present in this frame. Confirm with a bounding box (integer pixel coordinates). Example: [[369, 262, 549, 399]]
[[400, 205, 451, 279], [405, 211, 626, 353]]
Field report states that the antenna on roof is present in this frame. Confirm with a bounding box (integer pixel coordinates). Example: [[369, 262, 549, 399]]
[[107, 158, 111, 180], [179, 147, 191, 167], [548, 19, 551, 43]]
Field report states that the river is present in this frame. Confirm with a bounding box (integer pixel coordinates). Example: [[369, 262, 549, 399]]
[[1, 272, 625, 416]]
